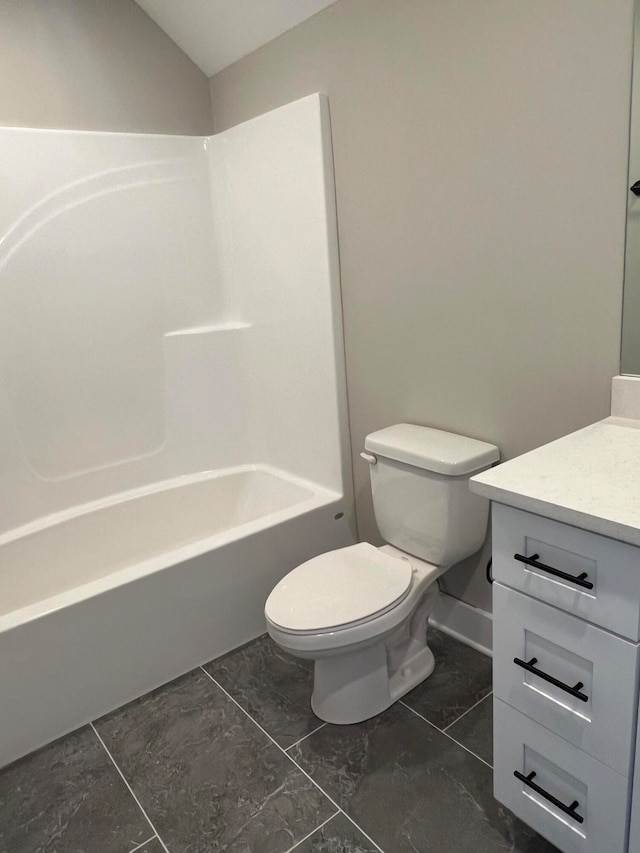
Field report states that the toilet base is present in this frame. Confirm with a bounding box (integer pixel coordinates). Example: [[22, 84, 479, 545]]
[[311, 640, 436, 724], [389, 642, 435, 702], [311, 641, 390, 724], [309, 585, 440, 725]]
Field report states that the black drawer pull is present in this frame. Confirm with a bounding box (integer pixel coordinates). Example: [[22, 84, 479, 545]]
[[514, 552, 594, 590], [513, 656, 589, 702], [514, 770, 584, 824]]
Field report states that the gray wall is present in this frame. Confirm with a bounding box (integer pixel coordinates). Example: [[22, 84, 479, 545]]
[[0, 0, 212, 134], [210, 0, 634, 612]]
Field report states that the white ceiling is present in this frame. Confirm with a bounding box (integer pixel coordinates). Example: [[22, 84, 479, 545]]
[[134, 0, 340, 77]]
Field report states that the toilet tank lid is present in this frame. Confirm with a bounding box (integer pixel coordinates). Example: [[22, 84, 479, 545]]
[[365, 424, 500, 476]]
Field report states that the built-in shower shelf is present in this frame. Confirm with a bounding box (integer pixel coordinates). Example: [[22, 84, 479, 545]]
[[164, 322, 251, 337]]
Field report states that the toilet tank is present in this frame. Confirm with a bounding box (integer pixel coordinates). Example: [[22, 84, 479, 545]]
[[364, 424, 500, 566]]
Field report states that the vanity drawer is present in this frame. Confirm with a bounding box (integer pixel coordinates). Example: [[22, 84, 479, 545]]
[[493, 583, 639, 776], [494, 698, 630, 853], [492, 503, 640, 640]]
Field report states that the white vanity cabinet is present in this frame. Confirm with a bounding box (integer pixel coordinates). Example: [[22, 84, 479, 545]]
[[491, 503, 640, 853], [469, 417, 640, 853]]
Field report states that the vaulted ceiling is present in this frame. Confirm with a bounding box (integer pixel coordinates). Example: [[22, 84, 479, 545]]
[[134, 0, 339, 77]]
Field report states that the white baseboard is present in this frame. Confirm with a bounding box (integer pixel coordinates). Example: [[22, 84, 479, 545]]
[[429, 590, 492, 657]]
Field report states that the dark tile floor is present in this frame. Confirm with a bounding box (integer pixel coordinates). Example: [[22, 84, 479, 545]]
[[0, 628, 558, 853]]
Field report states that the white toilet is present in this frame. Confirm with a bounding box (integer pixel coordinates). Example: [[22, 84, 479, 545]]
[[265, 423, 499, 725]]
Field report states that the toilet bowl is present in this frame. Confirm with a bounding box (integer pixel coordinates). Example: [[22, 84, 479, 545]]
[[265, 424, 499, 725]]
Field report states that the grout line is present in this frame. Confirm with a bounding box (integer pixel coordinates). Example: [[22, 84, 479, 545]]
[[286, 721, 327, 753], [442, 690, 493, 733], [90, 723, 171, 853], [400, 701, 493, 770], [199, 667, 385, 853], [127, 836, 157, 853], [282, 809, 340, 853], [318, 805, 384, 853]]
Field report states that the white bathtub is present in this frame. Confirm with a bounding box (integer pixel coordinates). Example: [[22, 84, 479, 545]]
[[0, 94, 355, 768], [0, 465, 353, 768]]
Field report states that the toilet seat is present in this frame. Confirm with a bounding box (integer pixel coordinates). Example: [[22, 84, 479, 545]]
[[265, 543, 413, 634]]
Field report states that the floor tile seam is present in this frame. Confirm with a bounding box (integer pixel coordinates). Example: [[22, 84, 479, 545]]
[[281, 809, 340, 853], [321, 809, 386, 853], [442, 690, 493, 734], [127, 835, 158, 853], [399, 701, 493, 770], [199, 666, 386, 853], [89, 723, 171, 853], [200, 669, 326, 753], [285, 721, 327, 753]]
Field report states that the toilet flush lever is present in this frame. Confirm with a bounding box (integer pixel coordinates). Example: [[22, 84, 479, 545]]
[[360, 452, 378, 465]]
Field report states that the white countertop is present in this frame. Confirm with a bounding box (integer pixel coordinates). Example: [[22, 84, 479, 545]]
[[470, 417, 640, 547]]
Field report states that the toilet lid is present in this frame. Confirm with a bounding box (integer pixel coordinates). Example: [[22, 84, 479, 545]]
[[265, 543, 413, 633]]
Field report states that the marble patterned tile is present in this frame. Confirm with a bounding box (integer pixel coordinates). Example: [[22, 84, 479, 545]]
[[0, 726, 150, 853], [291, 813, 379, 852], [446, 693, 493, 766], [203, 634, 321, 748], [290, 702, 558, 853], [131, 839, 164, 853], [401, 628, 493, 729], [95, 668, 334, 853]]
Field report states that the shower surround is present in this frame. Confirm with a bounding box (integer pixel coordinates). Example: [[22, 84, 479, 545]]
[[0, 94, 354, 767]]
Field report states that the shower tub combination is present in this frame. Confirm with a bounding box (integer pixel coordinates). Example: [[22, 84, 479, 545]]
[[0, 95, 354, 768]]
